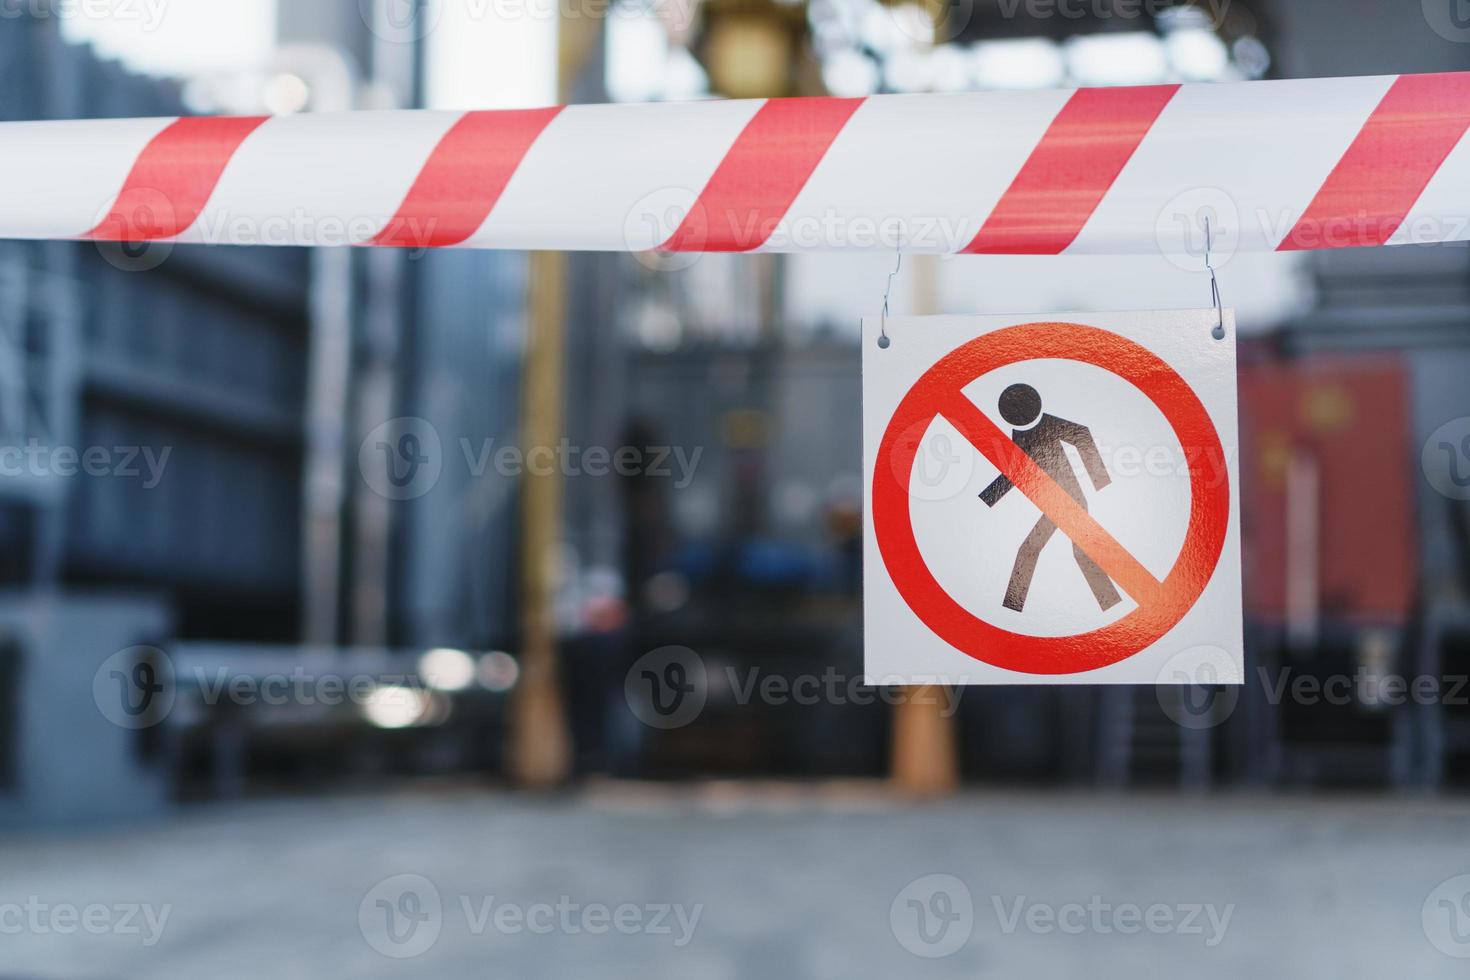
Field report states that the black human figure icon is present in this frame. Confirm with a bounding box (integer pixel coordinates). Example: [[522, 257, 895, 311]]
[[979, 383, 1122, 613]]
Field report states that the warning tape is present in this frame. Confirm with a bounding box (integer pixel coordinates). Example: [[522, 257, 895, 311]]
[[4, 71, 1470, 254]]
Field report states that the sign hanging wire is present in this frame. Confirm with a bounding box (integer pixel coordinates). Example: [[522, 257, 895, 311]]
[[878, 245, 902, 350], [1203, 216, 1226, 341]]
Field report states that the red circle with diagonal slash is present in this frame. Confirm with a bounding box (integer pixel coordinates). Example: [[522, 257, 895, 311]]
[[873, 321, 1230, 675]]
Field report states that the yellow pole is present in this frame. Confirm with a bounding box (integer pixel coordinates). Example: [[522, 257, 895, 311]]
[[508, 15, 602, 788], [510, 247, 574, 788]]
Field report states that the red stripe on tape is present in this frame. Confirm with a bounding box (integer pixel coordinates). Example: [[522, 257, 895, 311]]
[[661, 96, 864, 253], [1277, 72, 1470, 251], [85, 115, 268, 242], [963, 85, 1179, 255], [371, 106, 563, 249]]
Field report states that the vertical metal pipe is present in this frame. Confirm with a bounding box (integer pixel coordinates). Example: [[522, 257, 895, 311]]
[[285, 46, 358, 645], [349, 1, 416, 646], [301, 244, 353, 645]]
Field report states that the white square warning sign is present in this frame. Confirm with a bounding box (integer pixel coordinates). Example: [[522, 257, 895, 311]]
[[863, 310, 1243, 686]]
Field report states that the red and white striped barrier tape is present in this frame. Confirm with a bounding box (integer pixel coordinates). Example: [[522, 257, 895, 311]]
[[4, 71, 1470, 255]]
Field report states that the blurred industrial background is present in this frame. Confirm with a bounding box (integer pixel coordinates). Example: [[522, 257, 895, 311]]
[[1, 0, 1470, 977]]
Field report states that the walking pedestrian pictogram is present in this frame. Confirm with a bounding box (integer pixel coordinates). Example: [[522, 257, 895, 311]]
[[979, 383, 1121, 613], [863, 311, 1244, 685]]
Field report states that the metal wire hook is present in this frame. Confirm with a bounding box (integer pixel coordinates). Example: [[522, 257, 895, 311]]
[[1203, 215, 1226, 341], [878, 246, 902, 350]]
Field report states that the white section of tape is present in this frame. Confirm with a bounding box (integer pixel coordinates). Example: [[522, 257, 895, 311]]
[[0, 117, 175, 238], [1067, 74, 1395, 255], [768, 89, 1072, 254], [181, 110, 464, 246], [476, 98, 765, 251]]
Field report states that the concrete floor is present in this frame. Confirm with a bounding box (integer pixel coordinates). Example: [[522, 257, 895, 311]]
[[1, 784, 1468, 979]]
